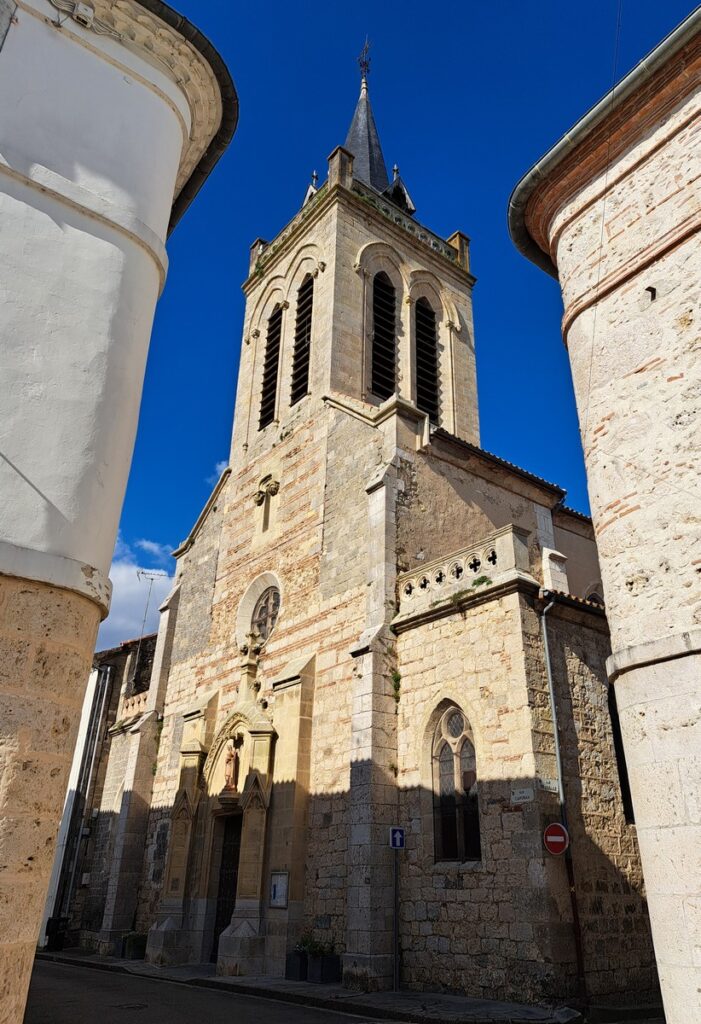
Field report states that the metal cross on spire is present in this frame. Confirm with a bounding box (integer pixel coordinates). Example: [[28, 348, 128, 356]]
[[358, 36, 371, 79]]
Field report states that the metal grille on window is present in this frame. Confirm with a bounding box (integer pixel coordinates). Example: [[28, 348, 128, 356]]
[[290, 276, 313, 406], [371, 272, 396, 400], [259, 305, 283, 430], [251, 586, 280, 642], [415, 297, 439, 424]]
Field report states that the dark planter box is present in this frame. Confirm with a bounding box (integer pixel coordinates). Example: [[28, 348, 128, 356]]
[[307, 953, 341, 984], [122, 933, 148, 960], [45, 916, 68, 952], [285, 950, 308, 981]]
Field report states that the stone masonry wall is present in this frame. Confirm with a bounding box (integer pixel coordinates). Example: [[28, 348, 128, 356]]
[[394, 588, 657, 1004], [524, 604, 658, 1003], [136, 400, 383, 953], [0, 577, 100, 1021], [397, 439, 602, 602], [79, 728, 131, 942], [551, 91, 700, 651], [395, 591, 577, 1003]]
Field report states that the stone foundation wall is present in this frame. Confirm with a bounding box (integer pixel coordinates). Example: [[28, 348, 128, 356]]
[[0, 576, 99, 1022]]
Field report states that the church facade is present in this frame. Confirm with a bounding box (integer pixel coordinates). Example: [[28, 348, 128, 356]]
[[64, 73, 658, 1007]]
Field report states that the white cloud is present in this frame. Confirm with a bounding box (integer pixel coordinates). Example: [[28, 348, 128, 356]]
[[134, 538, 173, 563], [96, 533, 173, 651], [206, 459, 228, 487]]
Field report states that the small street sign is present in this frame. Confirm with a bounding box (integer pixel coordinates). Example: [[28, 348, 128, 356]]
[[543, 821, 569, 856], [510, 785, 535, 805], [389, 826, 405, 849]]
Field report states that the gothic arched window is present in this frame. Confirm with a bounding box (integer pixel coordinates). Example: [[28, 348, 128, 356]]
[[415, 297, 439, 424], [432, 706, 481, 862], [251, 586, 280, 642], [290, 275, 314, 406], [371, 272, 397, 400], [259, 304, 283, 430]]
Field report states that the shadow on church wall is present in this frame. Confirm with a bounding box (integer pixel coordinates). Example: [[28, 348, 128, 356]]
[[58, 755, 660, 1011]]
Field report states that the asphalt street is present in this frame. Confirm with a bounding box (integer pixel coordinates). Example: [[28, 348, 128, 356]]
[[24, 962, 388, 1024]]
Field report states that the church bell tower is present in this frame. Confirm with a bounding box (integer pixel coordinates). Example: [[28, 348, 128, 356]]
[[230, 53, 478, 471], [215, 49, 479, 989], [147, 49, 481, 990]]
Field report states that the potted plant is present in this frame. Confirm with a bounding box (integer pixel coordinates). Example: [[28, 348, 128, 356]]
[[307, 939, 341, 984], [285, 933, 312, 981]]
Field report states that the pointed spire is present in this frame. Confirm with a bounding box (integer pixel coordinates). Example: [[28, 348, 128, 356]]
[[344, 39, 390, 192]]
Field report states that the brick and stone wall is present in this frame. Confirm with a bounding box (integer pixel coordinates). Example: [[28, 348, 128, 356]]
[[395, 590, 656, 1004], [94, 149, 660, 1006]]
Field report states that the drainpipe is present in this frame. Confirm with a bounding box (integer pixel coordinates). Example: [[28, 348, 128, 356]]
[[58, 666, 113, 922], [539, 590, 587, 1004]]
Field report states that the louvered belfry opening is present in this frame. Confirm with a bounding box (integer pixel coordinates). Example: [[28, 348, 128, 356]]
[[415, 297, 440, 424], [259, 304, 283, 430], [290, 275, 314, 406], [371, 272, 397, 400]]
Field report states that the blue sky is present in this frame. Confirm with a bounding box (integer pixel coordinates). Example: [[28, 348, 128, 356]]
[[98, 0, 695, 647]]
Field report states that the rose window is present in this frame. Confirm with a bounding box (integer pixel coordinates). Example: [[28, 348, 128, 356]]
[[251, 586, 280, 642]]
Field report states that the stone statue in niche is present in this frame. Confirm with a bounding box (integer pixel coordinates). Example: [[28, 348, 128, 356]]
[[224, 734, 243, 791]]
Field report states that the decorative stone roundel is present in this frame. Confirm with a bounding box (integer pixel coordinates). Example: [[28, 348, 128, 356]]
[[252, 587, 280, 642], [235, 572, 282, 650]]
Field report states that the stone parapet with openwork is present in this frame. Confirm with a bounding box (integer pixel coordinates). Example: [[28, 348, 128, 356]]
[[395, 525, 536, 621]]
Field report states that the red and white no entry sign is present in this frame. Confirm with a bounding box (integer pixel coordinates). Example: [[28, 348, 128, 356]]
[[543, 822, 570, 855]]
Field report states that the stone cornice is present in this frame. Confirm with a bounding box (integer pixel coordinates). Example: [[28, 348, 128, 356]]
[[527, 37, 700, 267], [242, 180, 474, 296], [0, 539, 112, 615], [607, 627, 701, 682], [391, 573, 539, 634]]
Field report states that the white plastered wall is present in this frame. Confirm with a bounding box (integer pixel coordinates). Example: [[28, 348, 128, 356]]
[[0, 0, 199, 608]]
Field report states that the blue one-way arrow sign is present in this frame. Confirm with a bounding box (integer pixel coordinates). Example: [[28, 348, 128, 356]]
[[389, 827, 405, 849]]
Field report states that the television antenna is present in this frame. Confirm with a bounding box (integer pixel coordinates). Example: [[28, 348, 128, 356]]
[[131, 568, 169, 686]]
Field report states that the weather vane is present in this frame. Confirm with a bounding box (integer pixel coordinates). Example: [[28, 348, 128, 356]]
[[358, 36, 370, 78]]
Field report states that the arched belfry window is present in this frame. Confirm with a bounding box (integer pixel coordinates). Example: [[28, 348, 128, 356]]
[[371, 271, 397, 400], [259, 304, 283, 430], [415, 297, 439, 424], [290, 275, 314, 406], [432, 706, 481, 862]]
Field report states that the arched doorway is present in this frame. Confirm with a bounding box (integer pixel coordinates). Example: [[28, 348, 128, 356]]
[[210, 813, 243, 962]]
